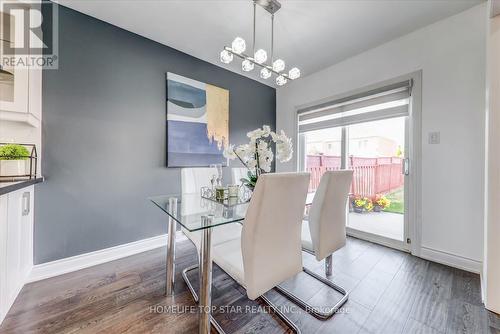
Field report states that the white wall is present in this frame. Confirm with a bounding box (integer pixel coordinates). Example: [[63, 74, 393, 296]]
[[277, 4, 486, 270], [485, 2, 500, 313]]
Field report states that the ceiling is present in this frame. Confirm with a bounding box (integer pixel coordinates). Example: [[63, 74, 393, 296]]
[[55, 0, 483, 87]]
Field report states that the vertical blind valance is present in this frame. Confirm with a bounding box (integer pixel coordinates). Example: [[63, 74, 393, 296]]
[[298, 80, 412, 132]]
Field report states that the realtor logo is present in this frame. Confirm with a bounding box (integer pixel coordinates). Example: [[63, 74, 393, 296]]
[[0, 0, 58, 69]]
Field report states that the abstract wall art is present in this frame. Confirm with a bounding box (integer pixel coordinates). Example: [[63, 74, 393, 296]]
[[166, 72, 229, 167]]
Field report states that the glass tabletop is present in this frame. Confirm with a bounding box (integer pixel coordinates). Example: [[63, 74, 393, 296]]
[[149, 193, 249, 232]]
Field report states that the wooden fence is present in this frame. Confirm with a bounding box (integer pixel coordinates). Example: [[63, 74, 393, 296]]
[[307, 155, 404, 197]]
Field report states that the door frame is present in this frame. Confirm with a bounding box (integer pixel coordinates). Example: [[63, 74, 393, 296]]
[[295, 71, 422, 256]]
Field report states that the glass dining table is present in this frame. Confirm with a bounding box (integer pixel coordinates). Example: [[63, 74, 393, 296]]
[[149, 192, 315, 334]]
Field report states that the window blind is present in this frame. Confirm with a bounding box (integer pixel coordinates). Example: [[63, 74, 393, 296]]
[[298, 80, 412, 133]]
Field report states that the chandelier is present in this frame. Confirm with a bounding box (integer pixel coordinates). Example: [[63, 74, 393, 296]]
[[219, 0, 300, 86]]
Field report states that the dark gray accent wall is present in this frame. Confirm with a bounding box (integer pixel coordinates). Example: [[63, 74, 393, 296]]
[[36, 4, 275, 264]]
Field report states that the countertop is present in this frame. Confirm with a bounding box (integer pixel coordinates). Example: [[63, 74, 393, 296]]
[[0, 177, 44, 196]]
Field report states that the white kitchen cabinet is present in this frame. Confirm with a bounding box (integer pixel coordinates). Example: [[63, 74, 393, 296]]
[[0, 5, 41, 127], [0, 185, 34, 324]]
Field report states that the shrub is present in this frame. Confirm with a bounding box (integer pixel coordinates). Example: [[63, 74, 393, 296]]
[[0, 144, 30, 160]]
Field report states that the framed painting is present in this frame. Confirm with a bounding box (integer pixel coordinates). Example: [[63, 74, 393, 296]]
[[166, 72, 229, 167]]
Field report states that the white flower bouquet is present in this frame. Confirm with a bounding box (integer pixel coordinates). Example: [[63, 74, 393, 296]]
[[223, 125, 293, 190]]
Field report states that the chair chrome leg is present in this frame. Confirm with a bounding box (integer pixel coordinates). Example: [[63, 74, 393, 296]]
[[275, 266, 349, 319], [182, 265, 301, 334], [182, 265, 199, 302], [325, 254, 333, 277], [260, 294, 302, 334]]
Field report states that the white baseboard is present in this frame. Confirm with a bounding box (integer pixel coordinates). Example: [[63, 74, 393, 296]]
[[420, 246, 482, 274], [28, 233, 174, 283]]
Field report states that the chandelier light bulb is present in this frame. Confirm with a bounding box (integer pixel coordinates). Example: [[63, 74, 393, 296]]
[[242, 59, 254, 72], [288, 67, 300, 80], [260, 67, 272, 79], [231, 37, 246, 54], [254, 49, 268, 64], [220, 50, 233, 64], [276, 75, 287, 86], [273, 59, 285, 72]]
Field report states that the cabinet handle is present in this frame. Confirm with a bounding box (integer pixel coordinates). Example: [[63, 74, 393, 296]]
[[22, 192, 30, 216]]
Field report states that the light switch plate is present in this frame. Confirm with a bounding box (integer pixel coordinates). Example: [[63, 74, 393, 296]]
[[428, 131, 440, 144]]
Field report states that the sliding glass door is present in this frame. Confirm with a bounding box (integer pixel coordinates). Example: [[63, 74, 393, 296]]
[[298, 80, 412, 251], [346, 117, 406, 244]]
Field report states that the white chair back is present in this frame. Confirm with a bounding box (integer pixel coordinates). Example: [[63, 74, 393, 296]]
[[241, 172, 310, 300], [308, 170, 353, 261], [181, 167, 217, 194], [232, 167, 248, 185]]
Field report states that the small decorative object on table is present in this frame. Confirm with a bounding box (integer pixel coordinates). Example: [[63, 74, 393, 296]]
[[200, 186, 214, 199], [227, 185, 239, 198], [210, 164, 223, 187], [215, 187, 226, 201], [0, 143, 38, 182], [223, 125, 293, 192]]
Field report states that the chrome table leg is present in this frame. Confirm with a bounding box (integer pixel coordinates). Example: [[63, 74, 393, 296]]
[[165, 197, 177, 296], [199, 215, 213, 334], [325, 254, 333, 277]]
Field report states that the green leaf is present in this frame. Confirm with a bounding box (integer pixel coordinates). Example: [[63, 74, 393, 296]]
[[240, 178, 251, 184]]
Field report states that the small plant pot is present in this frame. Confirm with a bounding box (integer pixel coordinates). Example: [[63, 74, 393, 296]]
[[0, 160, 27, 177], [373, 205, 382, 212], [353, 206, 364, 214]]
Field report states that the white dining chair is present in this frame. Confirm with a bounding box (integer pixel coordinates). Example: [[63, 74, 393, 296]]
[[278, 170, 353, 319], [180, 168, 242, 249], [231, 167, 248, 185], [209, 172, 310, 333], [181, 167, 217, 194]]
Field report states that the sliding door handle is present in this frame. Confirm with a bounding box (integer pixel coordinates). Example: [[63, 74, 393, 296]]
[[402, 158, 410, 175]]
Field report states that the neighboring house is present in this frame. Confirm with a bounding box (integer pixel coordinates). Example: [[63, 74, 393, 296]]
[[307, 136, 399, 158]]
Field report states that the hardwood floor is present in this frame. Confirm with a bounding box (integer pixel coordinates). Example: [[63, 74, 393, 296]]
[[1, 235, 498, 334]]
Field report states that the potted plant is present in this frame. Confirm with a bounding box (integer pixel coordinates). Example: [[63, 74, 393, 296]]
[[223, 125, 293, 191], [0, 144, 30, 177], [352, 196, 367, 213], [364, 199, 374, 212], [373, 195, 391, 212]]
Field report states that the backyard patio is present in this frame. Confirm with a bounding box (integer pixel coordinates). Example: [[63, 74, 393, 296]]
[[307, 155, 405, 241], [348, 211, 404, 241]]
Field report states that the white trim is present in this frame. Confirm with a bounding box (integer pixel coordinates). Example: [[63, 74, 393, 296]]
[[0, 110, 41, 128], [408, 70, 423, 257], [420, 246, 482, 274], [480, 272, 485, 303], [347, 228, 409, 252], [27, 233, 181, 283]]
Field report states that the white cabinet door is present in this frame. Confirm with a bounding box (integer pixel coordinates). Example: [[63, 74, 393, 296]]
[[0, 11, 29, 115], [6, 189, 23, 304], [19, 188, 33, 278], [0, 5, 40, 127], [0, 186, 34, 325], [0, 194, 9, 324]]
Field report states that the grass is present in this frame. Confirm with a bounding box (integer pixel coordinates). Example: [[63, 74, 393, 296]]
[[383, 188, 404, 214]]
